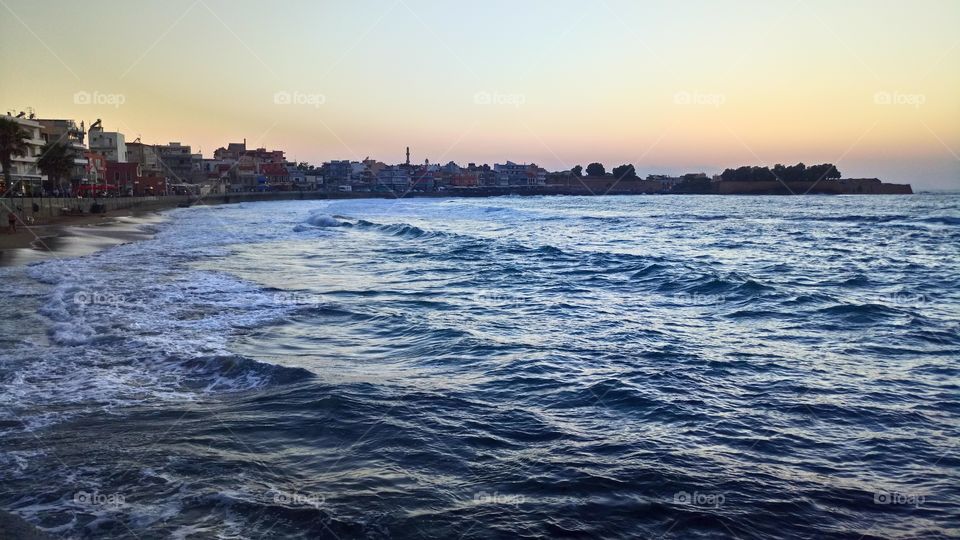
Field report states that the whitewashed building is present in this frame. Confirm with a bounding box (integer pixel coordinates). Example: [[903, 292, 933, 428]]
[[88, 120, 127, 162], [0, 114, 47, 193]]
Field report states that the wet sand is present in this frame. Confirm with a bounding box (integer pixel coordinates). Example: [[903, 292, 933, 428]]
[[0, 209, 168, 267]]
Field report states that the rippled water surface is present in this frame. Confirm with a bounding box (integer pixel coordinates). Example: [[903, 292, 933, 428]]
[[1, 195, 958, 539]]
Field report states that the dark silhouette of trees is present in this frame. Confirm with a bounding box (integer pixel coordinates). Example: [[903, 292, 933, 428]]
[[805, 163, 840, 182], [586, 163, 606, 177], [720, 163, 841, 183], [0, 118, 29, 193], [612, 164, 638, 181], [674, 177, 713, 194], [37, 142, 76, 194], [571, 165, 583, 177]]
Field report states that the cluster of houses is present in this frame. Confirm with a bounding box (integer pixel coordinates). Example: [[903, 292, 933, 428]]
[[2, 111, 206, 197], [1, 110, 711, 198]]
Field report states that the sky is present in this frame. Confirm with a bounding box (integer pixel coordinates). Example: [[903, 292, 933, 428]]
[[1, 0, 958, 189]]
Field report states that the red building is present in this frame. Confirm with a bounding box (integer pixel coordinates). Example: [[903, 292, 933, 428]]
[[258, 162, 291, 190], [105, 161, 142, 196], [451, 172, 480, 187], [136, 174, 167, 196]]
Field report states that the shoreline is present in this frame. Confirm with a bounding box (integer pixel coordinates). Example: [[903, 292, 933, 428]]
[[0, 186, 930, 264], [0, 205, 170, 249], [0, 208, 170, 266], [0, 210, 142, 252]]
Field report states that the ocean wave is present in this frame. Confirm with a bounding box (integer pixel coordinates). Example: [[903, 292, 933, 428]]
[[815, 302, 904, 323], [3, 194, 959, 539], [352, 219, 443, 240], [300, 210, 348, 228], [917, 216, 960, 226]]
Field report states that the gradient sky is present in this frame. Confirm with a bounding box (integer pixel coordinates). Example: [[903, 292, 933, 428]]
[[2, 0, 958, 188]]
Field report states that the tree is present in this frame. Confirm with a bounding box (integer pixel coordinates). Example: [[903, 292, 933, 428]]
[[586, 162, 606, 177], [37, 142, 76, 195], [612, 164, 637, 181], [721, 165, 775, 183], [0, 118, 30, 194], [571, 165, 583, 177], [805, 163, 840, 182]]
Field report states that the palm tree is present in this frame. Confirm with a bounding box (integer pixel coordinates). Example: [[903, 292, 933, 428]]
[[37, 142, 75, 195], [0, 117, 30, 195]]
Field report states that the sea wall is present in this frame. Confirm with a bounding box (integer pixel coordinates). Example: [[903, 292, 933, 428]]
[[2, 178, 915, 222], [3, 195, 193, 220], [714, 179, 913, 195], [2, 191, 362, 220]]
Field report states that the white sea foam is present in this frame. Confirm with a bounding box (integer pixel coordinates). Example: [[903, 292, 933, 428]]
[[1, 206, 315, 437], [303, 210, 347, 228]]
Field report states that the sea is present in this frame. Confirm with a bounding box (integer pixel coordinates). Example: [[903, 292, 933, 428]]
[[0, 194, 958, 539]]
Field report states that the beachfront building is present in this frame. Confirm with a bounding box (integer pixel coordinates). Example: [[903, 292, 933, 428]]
[[214, 141, 248, 161], [136, 175, 167, 196], [494, 162, 547, 186], [410, 166, 437, 192], [105, 161, 141, 197], [303, 173, 322, 191], [0, 113, 47, 195], [37, 118, 90, 194], [211, 141, 287, 192], [247, 147, 285, 166], [323, 160, 353, 190], [87, 120, 127, 162], [645, 173, 707, 192], [450, 171, 480, 187], [376, 166, 411, 193], [156, 142, 198, 183], [126, 141, 163, 176], [236, 156, 259, 192], [646, 174, 684, 186], [84, 151, 107, 190], [199, 158, 232, 194], [286, 163, 323, 191], [258, 162, 290, 190]]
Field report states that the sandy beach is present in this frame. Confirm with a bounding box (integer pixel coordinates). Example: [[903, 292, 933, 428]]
[[0, 207, 168, 266]]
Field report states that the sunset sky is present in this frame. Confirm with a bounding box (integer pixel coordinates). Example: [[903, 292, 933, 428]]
[[2, 0, 958, 188]]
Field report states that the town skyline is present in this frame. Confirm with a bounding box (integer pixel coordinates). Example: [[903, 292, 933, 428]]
[[2, 0, 958, 189]]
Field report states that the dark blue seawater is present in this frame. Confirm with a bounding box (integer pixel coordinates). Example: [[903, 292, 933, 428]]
[[1, 194, 958, 539]]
